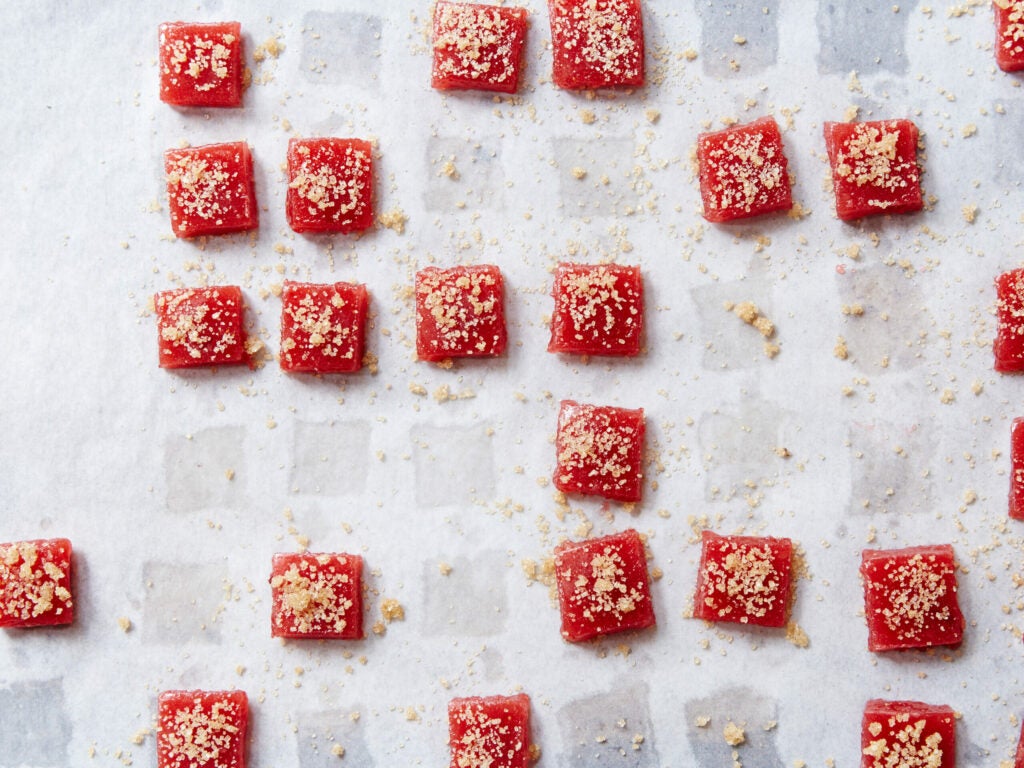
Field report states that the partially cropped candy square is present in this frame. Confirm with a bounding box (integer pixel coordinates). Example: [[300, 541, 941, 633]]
[[0, 539, 73, 628], [995, 268, 1024, 372], [270, 552, 363, 639], [861, 699, 955, 768], [553, 529, 655, 642], [995, 1, 1024, 72], [157, 689, 248, 768], [693, 531, 792, 627], [860, 544, 964, 652], [448, 693, 531, 768]]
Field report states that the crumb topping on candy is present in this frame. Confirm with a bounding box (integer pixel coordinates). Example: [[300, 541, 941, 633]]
[[997, 1, 1024, 63], [433, 3, 524, 88], [163, 33, 234, 91], [167, 155, 236, 227], [283, 291, 352, 359], [704, 129, 785, 215], [702, 543, 783, 623], [271, 555, 356, 636], [569, 546, 644, 621], [872, 554, 953, 640]]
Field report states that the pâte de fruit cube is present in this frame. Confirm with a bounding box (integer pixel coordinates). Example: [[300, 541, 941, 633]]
[[1011, 418, 1024, 520], [165, 142, 258, 238], [995, 1, 1024, 72], [286, 138, 374, 234], [155, 286, 247, 369], [270, 553, 363, 639], [280, 281, 368, 374], [159, 22, 244, 108], [1016, 719, 1024, 768], [432, 2, 529, 93], [0, 539, 73, 628], [415, 265, 507, 361], [696, 116, 793, 223], [548, 0, 645, 89], [553, 529, 655, 642], [823, 120, 922, 221], [548, 263, 643, 356], [860, 545, 964, 652], [861, 699, 955, 768], [693, 531, 793, 628], [157, 690, 248, 768], [448, 693, 531, 768], [554, 400, 645, 502], [995, 268, 1024, 372]]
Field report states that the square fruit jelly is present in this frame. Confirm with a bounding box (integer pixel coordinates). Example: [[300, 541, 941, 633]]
[[270, 553, 363, 639], [432, 2, 529, 93], [280, 281, 369, 374], [860, 545, 964, 652], [159, 21, 244, 107], [0, 538, 73, 628], [157, 690, 248, 768], [823, 120, 922, 221], [548, 0, 645, 89], [553, 529, 655, 642], [692, 531, 793, 628], [995, 268, 1024, 372], [995, 1, 1024, 72], [165, 142, 258, 238], [861, 699, 955, 768], [448, 693, 531, 768], [554, 400, 645, 502], [415, 265, 507, 361], [697, 116, 793, 223], [286, 138, 374, 234], [155, 286, 247, 369], [548, 263, 643, 356]]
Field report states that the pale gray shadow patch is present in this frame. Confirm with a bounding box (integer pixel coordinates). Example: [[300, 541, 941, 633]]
[[553, 136, 636, 218], [992, 101, 1024, 184], [141, 561, 226, 644], [698, 399, 796, 502], [412, 424, 496, 507], [300, 12, 382, 85], [558, 683, 658, 767], [422, 552, 507, 636], [836, 266, 929, 373], [296, 708, 373, 767], [165, 426, 247, 514], [425, 136, 505, 211], [847, 419, 933, 517], [696, 0, 779, 77], [291, 420, 371, 496], [0, 679, 71, 767], [684, 687, 782, 768], [691, 280, 775, 371], [816, 2, 915, 75]]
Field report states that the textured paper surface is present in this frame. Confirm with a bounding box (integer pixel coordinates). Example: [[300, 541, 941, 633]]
[[1, 2, 1022, 766]]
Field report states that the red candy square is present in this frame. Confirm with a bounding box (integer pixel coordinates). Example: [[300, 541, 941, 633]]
[[415, 265, 507, 361], [165, 142, 258, 238], [548, 263, 643, 357], [280, 281, 369, 374], [861, 699, 955, 768], [432, 2, 529, 93], [0, 539, 73, 628], [860, 545, 964, 652], [157, 690, 248, 768], [159, 21, 244, 108], [1011, 418, 1024, 520], [1016, 719, 1024, 768], [286, 138, 374, 234], [696, 116, 793, 223], [548, 0, 645, 89], [270, 553, 363, 639], [553, 529, 655, 642], [554, 400, 645, 502], [823, 120, 922, 221], [155, 286, 247, 369], [448, 693, 531, 768], [995, 268, 1024, 372], [995, 1, 1024, 72], [692, 531, 793, 628]]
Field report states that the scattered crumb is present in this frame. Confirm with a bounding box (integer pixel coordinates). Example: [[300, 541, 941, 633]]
[[439, 562, 452, 576], [331, 744, 345, 758], [786, 621, 810, 648], [644, 109, 661, 124], [696, 715, 711, 728], [774, 447, 791, 458], [381, 598, 405, 623], [723, 722, 746, 746], [404, 706, 419, 722], [571, 166, 587, 180], [834, 336, 849, 360], [378, 208, 408, 234], [579, 109, 596, 124], [961, 204, 978, 224], [117, 616, 132, 633]]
